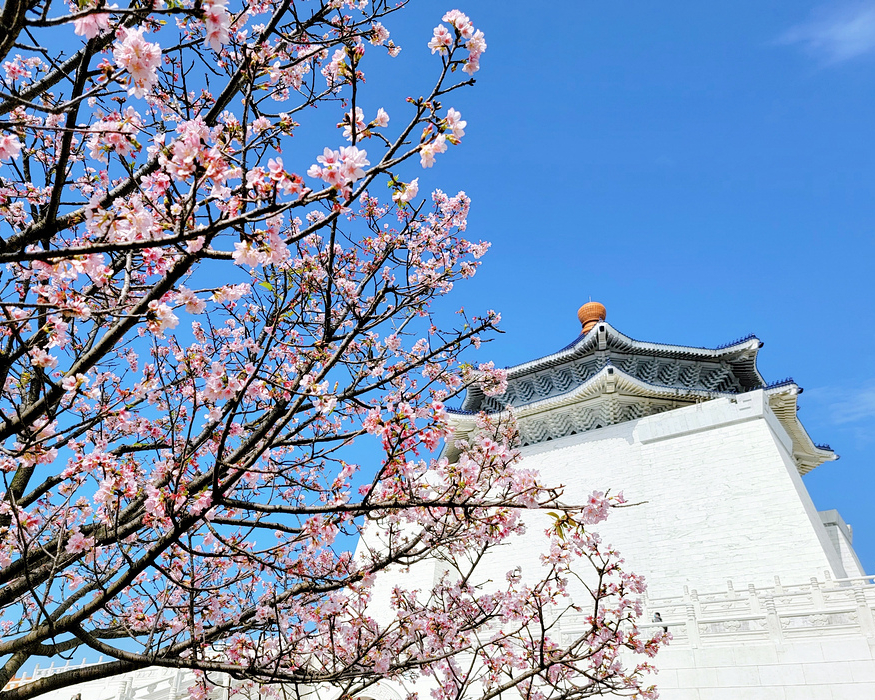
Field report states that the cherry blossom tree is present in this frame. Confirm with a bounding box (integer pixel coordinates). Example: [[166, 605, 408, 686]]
[[0, 2, 666, 700]]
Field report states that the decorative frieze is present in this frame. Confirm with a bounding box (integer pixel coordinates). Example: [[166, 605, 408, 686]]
[[478, 355, 745, 415], [515, 397, 677, 447]]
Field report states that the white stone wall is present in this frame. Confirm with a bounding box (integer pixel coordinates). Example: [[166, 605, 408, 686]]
[[820, 510, 867, 579], [653, 638, 875, 700], [633, 576, 875, 699], [6, 665, 219, 700], [509, 390, 846, 598], [356, 389, 875, 697]]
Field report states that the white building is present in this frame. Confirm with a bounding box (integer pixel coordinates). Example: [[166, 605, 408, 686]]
[[438, 302, 875, 699]]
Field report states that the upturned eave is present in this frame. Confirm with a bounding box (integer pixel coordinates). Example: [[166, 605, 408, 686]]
[[447, 367, 836, 474], [503, 322, 764, 382]]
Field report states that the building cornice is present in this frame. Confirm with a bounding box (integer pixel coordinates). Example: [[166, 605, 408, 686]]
[[447, 366, 835, 473]]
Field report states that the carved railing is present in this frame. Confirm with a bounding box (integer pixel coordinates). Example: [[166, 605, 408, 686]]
[[634, 574, 875, 648], [556, 574, 875, 648]]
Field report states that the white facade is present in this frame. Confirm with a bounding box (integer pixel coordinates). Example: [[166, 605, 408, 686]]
[[359, 382, 875, 697], [437, 317, 875, 698], [511, 393, 875, 698], [512, 391, 857, 596], [639, 577, 875, 699], [4, 665, 210, 700]]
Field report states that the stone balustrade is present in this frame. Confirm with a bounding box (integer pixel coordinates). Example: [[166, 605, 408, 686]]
[[554, 575, 875, 651], [9, 575, 875, 700], [634, 574, 875, 648]]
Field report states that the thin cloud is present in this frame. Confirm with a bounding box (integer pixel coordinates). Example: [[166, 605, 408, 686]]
[[805, 382, 875, 425], [779, 1, 875, 63]]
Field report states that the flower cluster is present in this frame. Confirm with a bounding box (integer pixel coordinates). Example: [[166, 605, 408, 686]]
[[0, 132, 22, 160], [428, 10, 486, 74], [73, 4, 112, 39], [86, 107, 143, 162], [203, 0, 231, 52], [232, 215, 291, 267], [307, 145, 369, 193], [113, 27, 162, 98]]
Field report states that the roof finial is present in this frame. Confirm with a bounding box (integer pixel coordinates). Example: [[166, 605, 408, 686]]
[[577, 300, 606, 334]]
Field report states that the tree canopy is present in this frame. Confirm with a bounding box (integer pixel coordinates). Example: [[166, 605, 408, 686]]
[[0, 2, 665, 699]]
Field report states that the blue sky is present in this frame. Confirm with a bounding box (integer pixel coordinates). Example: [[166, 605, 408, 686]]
[[369, 1, 875, 574]]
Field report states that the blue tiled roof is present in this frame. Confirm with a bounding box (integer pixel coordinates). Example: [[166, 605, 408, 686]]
[[447, 368, 742, 416], [764, 377, 797, 390], [552, 330, 760, 357], [555, 332, 587, 354], [715, 333, 759, 349], [446, 406, 476, 415]]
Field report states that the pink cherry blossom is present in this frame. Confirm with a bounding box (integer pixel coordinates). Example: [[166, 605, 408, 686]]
[[419, 134, 447, 168], [442, 10, 474, 39], [370, 22, 390, 46], [203, 362, 245, 402], [87, 107, 143, 162], [0, 7, 660, 699], [212, 283, 250, 302], [73, 10, 111, 39], [428, 24, 453, 54], [113, 27, 161, 98], [476, 361, 508, 397], [341, 106, 366, 141], [146, 301, 179, 336], [464, 30, 487, 74], [322, 48, 347, 84], [203, 0, 231, 52], [3, 55, 32, 81], [158, 119, 212, 181], [467, 28, 487, 55], [175, 288, 206, 314], [0, 133, 22, 160], [232, 240, 264, 268], [339, 145, 369, 180], [267, 157, 285, 180], [392, 177, 419, 204], [445, 108, 466, 140], [374, 107, 389, 128], [65, 529, 95, 554], [308, 145, 369, 188], [29, 348, 58, 369]]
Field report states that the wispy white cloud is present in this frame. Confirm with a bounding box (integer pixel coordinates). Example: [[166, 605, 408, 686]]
[[779, 1, 875, 63], [805, 381, 875, 425]]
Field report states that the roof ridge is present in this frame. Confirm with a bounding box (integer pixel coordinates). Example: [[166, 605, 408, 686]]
[[543, 325, 761, 365], [715, 333, 759, 350], [764, 377, 797, 390]]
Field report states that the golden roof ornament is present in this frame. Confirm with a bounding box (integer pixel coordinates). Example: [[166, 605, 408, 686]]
[[577, 300, 606, 334]]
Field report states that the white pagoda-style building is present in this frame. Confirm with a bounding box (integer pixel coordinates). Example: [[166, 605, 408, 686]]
[[439, 301, 875, 699]]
